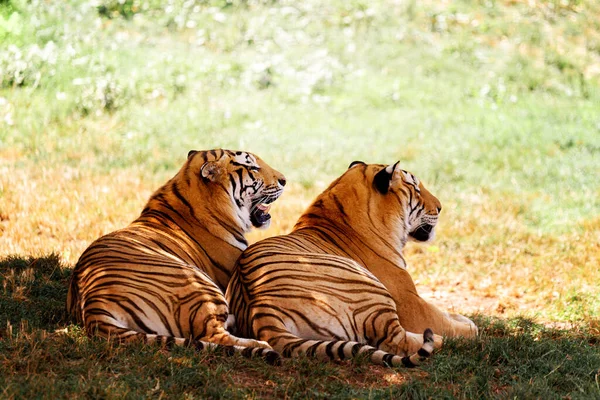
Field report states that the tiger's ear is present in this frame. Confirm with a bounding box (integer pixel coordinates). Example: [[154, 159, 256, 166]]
[[188, 150, 198, 159], [200, 161, 224, 182], [348, 160, 365, 169], [374, 161, 400, 194]]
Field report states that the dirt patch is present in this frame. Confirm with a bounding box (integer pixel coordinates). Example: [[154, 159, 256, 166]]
[[417, 282, 593, 331], [418, 284, 503, 316], [328, 364, 427, 389]]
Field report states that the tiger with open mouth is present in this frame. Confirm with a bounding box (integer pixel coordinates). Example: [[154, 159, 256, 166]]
[[67, 149, 286, 364]]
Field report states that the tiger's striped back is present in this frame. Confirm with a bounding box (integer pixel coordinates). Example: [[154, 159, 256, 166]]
[[67, 149, 286, 364]]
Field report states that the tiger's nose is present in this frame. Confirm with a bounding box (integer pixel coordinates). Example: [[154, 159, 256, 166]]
[[278, 178, 287, 187], [437, 206, 442, 213]]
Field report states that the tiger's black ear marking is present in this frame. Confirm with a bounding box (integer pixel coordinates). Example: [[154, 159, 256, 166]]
[[188, 150, 198, 159], [374, 162, 400, 194], [374, 167, 392, 194], [348, 160, 366, 169]]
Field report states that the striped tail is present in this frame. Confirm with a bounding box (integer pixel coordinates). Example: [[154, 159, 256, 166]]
[[103, 329, 282, 365], [278, 329, 435, 368], [182, 338, 282, 366]]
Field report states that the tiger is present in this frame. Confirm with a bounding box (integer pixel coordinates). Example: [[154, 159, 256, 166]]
[[67, 149, 286, 364], [226, 161, 478, 368]]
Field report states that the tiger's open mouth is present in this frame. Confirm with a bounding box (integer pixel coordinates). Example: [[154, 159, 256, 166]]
[[409, 224, 434, 242], [250, 193, 282, 228], [251, 202, 272, 228]]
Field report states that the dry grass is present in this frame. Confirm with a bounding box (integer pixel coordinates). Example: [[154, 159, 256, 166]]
[[409, 194, 600, 324], [0, 163, 155, 263], [1, 160, 598, 326], [0, 161, 314, 263]]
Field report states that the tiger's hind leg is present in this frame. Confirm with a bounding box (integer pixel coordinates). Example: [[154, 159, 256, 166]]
[[199, 318, 272, 349], [364, 313, 443, 356], [189, 302, 273, 350]]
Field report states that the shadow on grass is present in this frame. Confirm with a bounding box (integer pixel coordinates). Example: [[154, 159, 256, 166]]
[[1, 254, 599, 399], [0, 253, 72, 333]]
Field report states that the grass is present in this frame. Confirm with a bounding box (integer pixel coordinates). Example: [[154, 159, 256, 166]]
[[1, 254, 598, 399], [1, 0, 599, 397]]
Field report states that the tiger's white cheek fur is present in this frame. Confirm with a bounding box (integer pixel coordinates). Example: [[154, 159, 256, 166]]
[[227, 183, 255, 233], [232, 198, 252, 232]]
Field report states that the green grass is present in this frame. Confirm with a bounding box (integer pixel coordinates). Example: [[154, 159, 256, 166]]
[[2, 0, 599, 227], [1, 0, 600, 397], [1, 254, 599, 399]]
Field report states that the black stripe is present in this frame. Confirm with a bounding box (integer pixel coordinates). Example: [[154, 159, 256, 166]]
[[382, 353, 394, 367], [171, 182, 195, 217], [351, 343, 362, 357], [331, 194, 347, 218], [306, 341, 324, 357], [337, 342, 347, 360], [401, 356, 416, 368], [418, 348, 430, 357], [223, 346, 236, 356], [325, 342, 335, 359], [241, 347, 254, 358], [165, 336, 176, 349], [282, 346, 293, 358], [265, 350, 281, 366]]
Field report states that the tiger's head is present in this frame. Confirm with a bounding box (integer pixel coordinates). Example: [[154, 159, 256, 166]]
[[354, 160, 441, 242], [185, 149, 286, 231], [295, 161, 441, 247]]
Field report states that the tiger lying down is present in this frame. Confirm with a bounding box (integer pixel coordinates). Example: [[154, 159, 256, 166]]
[[226, 161, 478, 367], [67, 149, 286, 364]]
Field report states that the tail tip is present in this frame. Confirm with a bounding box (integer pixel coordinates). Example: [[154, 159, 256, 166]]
[[264, 350, 282, 366]]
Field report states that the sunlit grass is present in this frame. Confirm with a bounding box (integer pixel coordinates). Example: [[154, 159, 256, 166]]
[[1, 159, 598, 324]]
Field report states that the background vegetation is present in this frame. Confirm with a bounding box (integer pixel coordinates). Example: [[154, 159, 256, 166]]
[[1, 0, 599, 398]]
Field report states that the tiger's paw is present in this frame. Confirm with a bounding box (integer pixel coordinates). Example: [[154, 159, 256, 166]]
[[449, 313, 479, 337], [433, 333, 444, 349]]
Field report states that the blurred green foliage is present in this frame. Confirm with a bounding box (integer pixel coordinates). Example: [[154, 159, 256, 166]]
[[0, 1, 597, 243]]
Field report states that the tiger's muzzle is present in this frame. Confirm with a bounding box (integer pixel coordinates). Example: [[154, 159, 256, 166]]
[[409, 223, 435, 242]]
